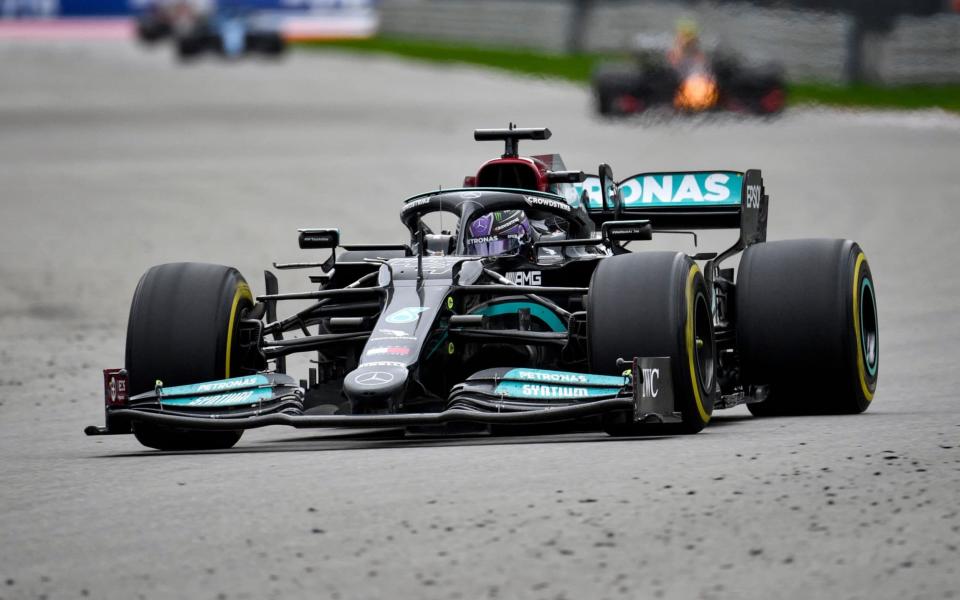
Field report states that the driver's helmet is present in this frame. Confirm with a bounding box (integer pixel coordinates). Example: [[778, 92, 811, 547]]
[[465, 210, 531, 257], [675, 18, 700, 49]]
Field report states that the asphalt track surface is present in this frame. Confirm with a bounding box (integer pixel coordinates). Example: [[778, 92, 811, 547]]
[[1, 41, 959, 600]]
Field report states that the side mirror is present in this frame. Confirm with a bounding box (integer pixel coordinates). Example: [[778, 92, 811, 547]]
[[298, 228, 340, 249], [602, 220, 652, 243], [598, 163, 619, 213], [546, 170, 587, 184]]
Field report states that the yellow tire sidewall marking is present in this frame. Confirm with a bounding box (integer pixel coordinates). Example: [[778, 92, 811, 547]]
[[685, 264, 710, 424], [852, 253, 874, 402], [225, 281, 253, 378]]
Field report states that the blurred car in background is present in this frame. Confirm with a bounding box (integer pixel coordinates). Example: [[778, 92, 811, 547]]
[[135, 0, 286, 61], [592, 21, 786, 116], [175, 9, 285, 60]]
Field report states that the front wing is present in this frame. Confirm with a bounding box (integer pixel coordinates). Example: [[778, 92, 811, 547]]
[[85, 358, 680, 436]]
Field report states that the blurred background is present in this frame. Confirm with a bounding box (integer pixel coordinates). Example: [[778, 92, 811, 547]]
[[1, 0, 957, 113], [2, 3, 960, 599], [381, 0, 960, 85], [2, 0, 959, 85]]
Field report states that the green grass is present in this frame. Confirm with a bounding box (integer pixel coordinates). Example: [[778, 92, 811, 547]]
[[300, 37, 605, 83], [301, 37, 960, 113], [788, 82, 960, 112]]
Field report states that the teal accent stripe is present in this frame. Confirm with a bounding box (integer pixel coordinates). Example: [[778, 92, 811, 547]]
[[159, 374, 270, 397], [502, 368, 626, 387], [425, 331, 449, 360], [161, 387, 273, 407], [469, 301, 566, 332], [494, 381, 621, 399], [578, 172, 743, 209]]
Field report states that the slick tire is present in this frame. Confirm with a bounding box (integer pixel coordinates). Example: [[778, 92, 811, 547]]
[[589, 252, 716, 435], [126, 262, 254, 450], [737, 239, 878, 416], [136, 19, 169, 44], [593, 78, 618, 116], [259, 32, 286, 56], [592, 65, 639, 117], [176, 35, 203, 61]]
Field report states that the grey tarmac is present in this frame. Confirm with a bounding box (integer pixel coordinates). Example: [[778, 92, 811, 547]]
[[1, 40, 959, 600]]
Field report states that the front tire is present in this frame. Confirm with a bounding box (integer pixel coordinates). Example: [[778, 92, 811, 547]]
[[176, 35, 204, 61], [589, 252, 716, 435], [126, 262, 254, 450], [255, 32, 286, 56], [737, 239, 878, 416]]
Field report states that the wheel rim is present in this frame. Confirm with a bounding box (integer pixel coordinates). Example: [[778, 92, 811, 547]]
[[860, 278, 879, 377], [693, 291, 715, 391]]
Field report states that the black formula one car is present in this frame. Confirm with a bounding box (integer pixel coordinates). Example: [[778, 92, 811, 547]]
[[592, 42, 786, 116], [87, 127, 878, 450]]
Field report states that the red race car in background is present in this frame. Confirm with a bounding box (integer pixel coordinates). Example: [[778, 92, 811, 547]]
[[592, 21, 787, 116]]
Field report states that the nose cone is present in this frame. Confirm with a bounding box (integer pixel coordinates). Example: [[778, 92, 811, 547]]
[[343, 366, 408, 412]]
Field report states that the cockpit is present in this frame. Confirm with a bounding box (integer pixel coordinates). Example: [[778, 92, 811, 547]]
[[401, 188, 595, 263]]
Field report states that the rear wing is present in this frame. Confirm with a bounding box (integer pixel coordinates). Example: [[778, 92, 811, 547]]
[[577, 169, 768, 248]]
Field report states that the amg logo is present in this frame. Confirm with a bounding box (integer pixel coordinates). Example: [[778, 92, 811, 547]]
[[746, 184, 762, 209], [506, 271, 541, 286], [521, 384, 590, 398], [640, 368, 661, 398]]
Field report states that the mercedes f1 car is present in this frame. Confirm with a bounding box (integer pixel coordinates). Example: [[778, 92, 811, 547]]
[[87, 126, 878, 450]]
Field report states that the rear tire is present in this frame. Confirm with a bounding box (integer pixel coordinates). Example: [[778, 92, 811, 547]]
[[591, 65, 643, 117], [136, 18, 169, 44], [126, 262, 254, 450], [589, 252, 716, 435], [737, 239, 878, 416], [257, 32, 286, 56]]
